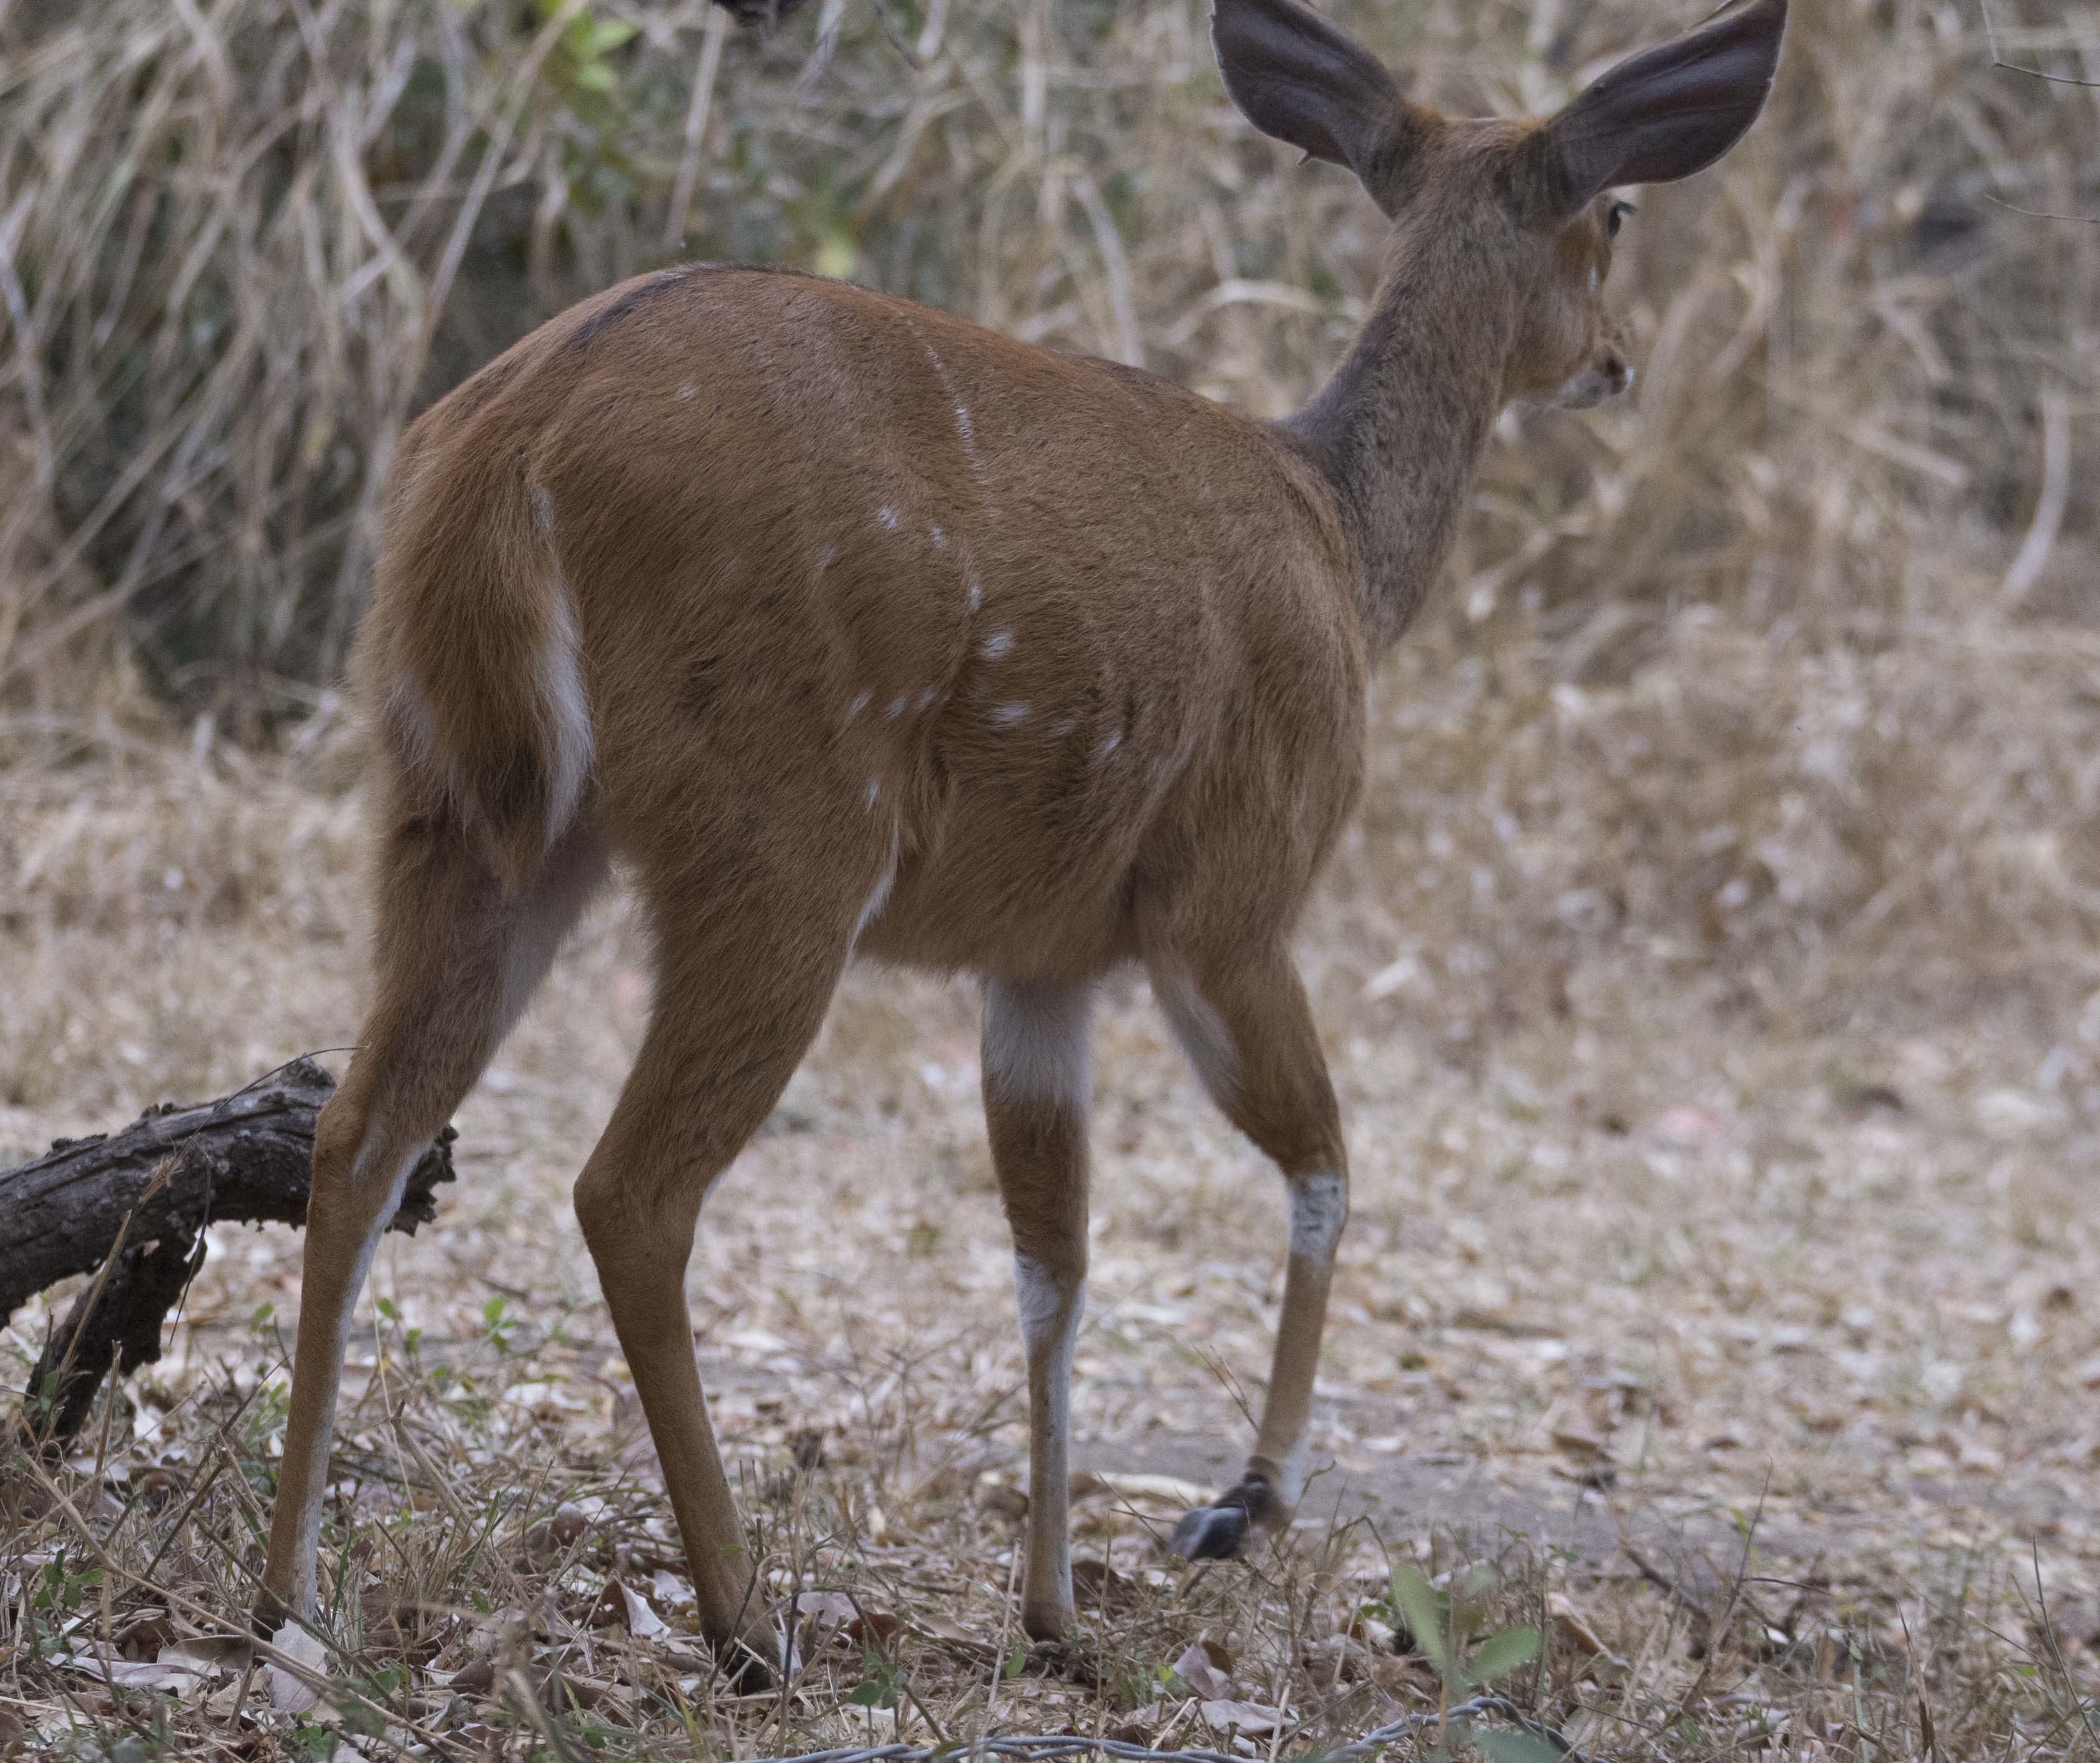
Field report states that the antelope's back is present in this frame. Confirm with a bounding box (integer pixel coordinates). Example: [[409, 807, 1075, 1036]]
[[383, 265, 1368, 970]]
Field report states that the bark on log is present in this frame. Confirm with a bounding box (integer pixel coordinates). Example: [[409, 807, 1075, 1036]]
[[3, 1057, 454, 1445]]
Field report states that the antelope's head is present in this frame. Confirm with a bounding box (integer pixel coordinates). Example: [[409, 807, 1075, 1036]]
[[1211, 0, 1787, 410]]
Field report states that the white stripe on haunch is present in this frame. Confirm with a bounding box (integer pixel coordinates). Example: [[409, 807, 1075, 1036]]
[[526, 483, 593, 841]]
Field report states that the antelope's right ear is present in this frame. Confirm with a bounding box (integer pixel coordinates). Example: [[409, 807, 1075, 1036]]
[[1211, 0, 1424, 205], [1520, 0, 1787, 223]]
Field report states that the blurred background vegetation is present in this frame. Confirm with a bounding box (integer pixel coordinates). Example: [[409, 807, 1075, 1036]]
[[6, 17, 2100, 1757], [0, 0, 2091, 735]]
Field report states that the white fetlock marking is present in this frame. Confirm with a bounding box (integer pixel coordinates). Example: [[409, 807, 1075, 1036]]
[[1274, 1432, 1309, 1510], [1288, 1170, 1347, 1263], [982, 978, 1094, 1110], [1014, 1254, 1082, 1365]]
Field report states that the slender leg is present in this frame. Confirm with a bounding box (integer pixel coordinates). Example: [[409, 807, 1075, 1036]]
[[1149, 945, 1348, 1560], [572, 843, 869, 1673], [260, 810, 609, 1623], [981, 975, 1095, 1641]]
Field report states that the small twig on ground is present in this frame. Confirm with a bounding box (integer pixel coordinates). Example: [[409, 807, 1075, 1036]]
[[1621, 1539, 1714, 1658], [1982, 192, 2100, 225], [1980, 0, 2100, 85], [727, 1693, 1589, 1763]]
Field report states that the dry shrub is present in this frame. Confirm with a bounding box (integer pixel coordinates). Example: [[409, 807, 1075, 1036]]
[[1314, 613, 2100, 1047], [0, 0, 2094, 730]]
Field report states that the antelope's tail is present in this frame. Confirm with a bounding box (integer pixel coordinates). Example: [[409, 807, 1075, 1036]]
[[359, 439, 593, 894]]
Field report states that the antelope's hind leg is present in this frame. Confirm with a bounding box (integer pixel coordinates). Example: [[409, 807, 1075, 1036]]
[[571, 817, 883, 1676], [260, 805, 610, 1626], [1149, 945, 1348, 1561]]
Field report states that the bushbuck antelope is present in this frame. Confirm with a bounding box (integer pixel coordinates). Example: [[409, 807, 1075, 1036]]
[[260, 0, 1786, 1666]]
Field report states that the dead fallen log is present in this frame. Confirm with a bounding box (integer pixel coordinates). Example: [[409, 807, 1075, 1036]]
[[3, 1057, 454, 1445]]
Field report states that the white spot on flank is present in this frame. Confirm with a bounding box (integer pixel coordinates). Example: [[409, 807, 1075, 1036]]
[[877, 504, 899, 529], [816, 546, 837, 574], [886, 696, 906, 719], [1288, 1170, 1348, 1263], [865, 778, 882, 810], [847, 690, 872, 721], [930, 524, 947, 548], [1099, 730, 1123, 759], [983, 976, 1095, 1110], [992, 702, 1030, 726], [968, 575, 983, 613], [901, 313, 992, 500], [915, 687, 936, 711], [1050, 716, 1075, 737], [979, 629, 1014, 661], [676, 382, 696, 400], [529, 483, 555, 542], [1588, 265, 1599, 294]]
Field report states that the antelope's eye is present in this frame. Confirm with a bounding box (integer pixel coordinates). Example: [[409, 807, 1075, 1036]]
[[1606, 199, 1635, 238]]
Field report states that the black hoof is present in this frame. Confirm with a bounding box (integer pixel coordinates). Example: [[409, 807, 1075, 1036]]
[[1170, 1502, 1250, 1561], [250, 1590, 291, 1641], [717, 1633, 779, 1693]]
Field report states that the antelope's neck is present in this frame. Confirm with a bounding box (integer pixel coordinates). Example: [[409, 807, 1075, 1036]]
[[1282, 250, 1516, 657]]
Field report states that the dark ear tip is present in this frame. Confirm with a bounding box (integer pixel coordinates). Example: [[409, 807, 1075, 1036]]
[[1713, 0, 1791, 62], [1703, 0, 1787, 30], [1538, 0, 1789, 215], [708, 0, 816, 22]]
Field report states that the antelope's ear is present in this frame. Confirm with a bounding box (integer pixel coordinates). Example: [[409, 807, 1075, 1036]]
[[1519, 0, 1786, 222], [1211, 0, 1423, 201]]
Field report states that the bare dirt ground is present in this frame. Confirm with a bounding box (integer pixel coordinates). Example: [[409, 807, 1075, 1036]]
[[6, 613, 2099, 1757]]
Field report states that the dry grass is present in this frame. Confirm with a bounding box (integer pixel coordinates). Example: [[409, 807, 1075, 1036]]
[[1, 0, 2096, 721], [4, 0, 2100, 1754], [4, 605, 2099, 1757]]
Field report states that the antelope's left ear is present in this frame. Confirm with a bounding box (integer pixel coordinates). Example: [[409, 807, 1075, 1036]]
[[1211, 0, 1433, 208], [1516, 0, 1787, 224]]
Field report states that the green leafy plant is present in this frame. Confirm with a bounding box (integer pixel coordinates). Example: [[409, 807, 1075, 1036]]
[[1387, 1562, 1560, 1763], [535, 0, 644, 209], [847, 1648, 904, 1708], [481, 1295, 516, 1355]]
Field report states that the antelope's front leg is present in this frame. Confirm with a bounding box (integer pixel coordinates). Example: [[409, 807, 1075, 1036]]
[[1150, 945, 1349, 1560], [981, 975, 1095, 1642]]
